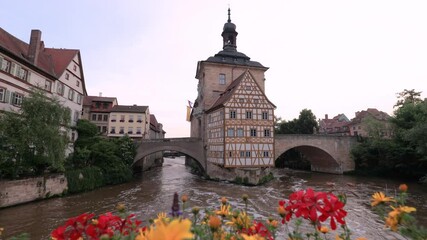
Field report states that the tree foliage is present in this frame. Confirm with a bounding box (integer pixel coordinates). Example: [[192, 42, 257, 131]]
[[276, 109, 318, 134], [351, 89, 427, 180], [0, 89, 70, 179]]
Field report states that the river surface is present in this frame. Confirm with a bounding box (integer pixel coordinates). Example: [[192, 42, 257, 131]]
[[0, 157, 426, 239]]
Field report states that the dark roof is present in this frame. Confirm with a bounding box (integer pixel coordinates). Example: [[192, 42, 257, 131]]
[[0, 27, 79, 78], [203, 49, 266, 68], [111, 105, 148, 113], [319, 114, 350, 131], [150, 114, 159, 131], [83, 96, 118, 106]]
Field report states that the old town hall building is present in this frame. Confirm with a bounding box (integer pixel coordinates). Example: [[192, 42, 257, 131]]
[[190, 9, 276, 169]]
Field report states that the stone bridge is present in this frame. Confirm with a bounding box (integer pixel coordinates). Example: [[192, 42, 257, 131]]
[[275, 134, 358, 174], [134, 135, 358, 174], [134, 138, 205, 170]]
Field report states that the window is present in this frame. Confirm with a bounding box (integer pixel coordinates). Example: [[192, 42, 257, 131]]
[[137, 115, 143, 123], [250, 128, 257, 137], [103, 115, 108, 121], [137, 127, 142, 134], [237, 128, 244, 137], [262, 112, 268, 120], [254, 99, 259, 104], [11, 92, 23, 106], [76, 80, 80, 87], [103, 102, 109, 109], [102, 126, 107, 133], [65, 73, 69, 80], [264, 129, 271, 137], [240, 151, 245, 157], [128, 127, 133, 134], [120, 115, 125, 122], [129, 115, 134, 122], [43, 80, 52, 92], [0, 58, 11, 73], [73, 65, 77, 71], [229, 151, 232, 157], [110, 127, 116, 134], [219, 73, 226, 85], [229, 110, 236, 119], [246, 111, 253, 119], [91, 114, 97, 121], [97, 114, 102, 121], [227, 128, 234, 137], [57, 82, 64, 96], [77, 94, 82, 104], [68, 89, 74, 101], [0, 88, 5, 102], [246, 151, 251, 157], [246, 86, 251, 91], [74, 111, 79, 122], [239, 98, 244, 103], [263, 151, 269, 157], [111, 114, 117, 122], [17, 67, 28, 81], [119, 127, 124, 134]]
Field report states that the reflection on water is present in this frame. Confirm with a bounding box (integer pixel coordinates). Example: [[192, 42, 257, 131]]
[[0, 157, 426, 239]]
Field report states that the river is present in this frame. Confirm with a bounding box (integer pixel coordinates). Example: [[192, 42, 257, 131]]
[[0, 157, 426, 239]]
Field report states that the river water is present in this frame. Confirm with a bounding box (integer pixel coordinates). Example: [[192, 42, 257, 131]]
[[0, 157, 426, 239]]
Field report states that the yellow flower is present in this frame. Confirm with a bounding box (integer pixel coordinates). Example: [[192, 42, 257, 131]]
[[154, 212, 169, 225], [136, 219, 194, 240], [385, 205, 416, 231], [216, 204, 231, 217], [399, 206, 416, 213], [335, 235, 344, 240], [398, 184, 408, 192], [227, 211, 251, 229], [319, 225, 329, 233], [267, 219, 279, 228], [208, 215, 222, 231], [371, 192, 394, 206], [240, 233, 266, 240], [116, 202, 126, 212]]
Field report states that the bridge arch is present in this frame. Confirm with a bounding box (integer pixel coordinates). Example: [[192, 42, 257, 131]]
[[133, 138, 205, 172], [274, 135, 357, 174]]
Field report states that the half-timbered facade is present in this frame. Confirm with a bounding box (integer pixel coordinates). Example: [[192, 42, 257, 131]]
[[191, 9, 276, 168], [206, 71, 275, 167]]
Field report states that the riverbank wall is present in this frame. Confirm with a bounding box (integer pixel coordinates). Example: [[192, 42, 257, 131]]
[[0, 174, 67, 208]]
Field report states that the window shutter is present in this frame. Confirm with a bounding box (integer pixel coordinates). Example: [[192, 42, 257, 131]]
[[0, 57, 3, 68], [10, 92, 15, 104], [26, 71, 31, 82], [4, 90, 10, 103], [10, 63, 16, 75]]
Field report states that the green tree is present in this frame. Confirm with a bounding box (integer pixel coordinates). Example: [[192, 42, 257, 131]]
[[277, 109, 318, 134], [0, 89, 70, 178], [394, 89, 422, 108]]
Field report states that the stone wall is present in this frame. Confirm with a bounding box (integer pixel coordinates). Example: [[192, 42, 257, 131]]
[[0, 174, 68, 208]]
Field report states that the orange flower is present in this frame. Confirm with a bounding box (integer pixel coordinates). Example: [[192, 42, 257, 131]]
[[399, 184, 408, 192], [221, 197, 227, 205], [216, 204, 231, 217], [319, 225, 329, 233], [355, 238, 368, 240], [371, 192, 394, 206], [181, 194, 188, 203], [209, 215, 222, 231]]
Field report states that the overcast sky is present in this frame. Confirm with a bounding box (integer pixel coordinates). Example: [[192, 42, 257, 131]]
[[1, 1, 426, 137]]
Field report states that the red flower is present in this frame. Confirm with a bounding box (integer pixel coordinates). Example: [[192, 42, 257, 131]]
[[317, 193, 347, 230]]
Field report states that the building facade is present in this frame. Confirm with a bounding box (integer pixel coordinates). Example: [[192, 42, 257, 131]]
[[190, 9, 276, 168], [348, 108, 391, 137], [318, 114, 350, 136], [108, 105, 150, 139], [0, 28, 87, 148], [82, 95, 118, 135]]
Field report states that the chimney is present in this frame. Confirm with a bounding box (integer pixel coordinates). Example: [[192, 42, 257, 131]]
[[325, 114, 328, 120], [28, 30, 42, 64]]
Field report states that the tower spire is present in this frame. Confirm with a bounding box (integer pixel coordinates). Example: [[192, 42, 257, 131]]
[[228, 8, 231, 23]]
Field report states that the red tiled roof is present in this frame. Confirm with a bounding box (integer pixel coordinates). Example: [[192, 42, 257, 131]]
[[349, 108, 390, 125], [0, 27, 78, 78]]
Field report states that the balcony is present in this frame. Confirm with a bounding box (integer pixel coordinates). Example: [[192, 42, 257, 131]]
[[128, 120, 134, 123], [119, 131, 124, 134], [137, 120, 142, 123], [111, 119, 116, 122], [136, 131, 141, 134], [110, 130, 116, 134], [119, 120, 125, 122], [128, 131, 133, 134]]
